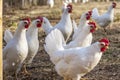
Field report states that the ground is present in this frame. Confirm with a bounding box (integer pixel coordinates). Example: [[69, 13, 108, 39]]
[[3, 1, 120, 80]]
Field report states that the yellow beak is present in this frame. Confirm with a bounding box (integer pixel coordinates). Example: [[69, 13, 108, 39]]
[[105, 46, 109, 49], [95, 27, 98, 30]]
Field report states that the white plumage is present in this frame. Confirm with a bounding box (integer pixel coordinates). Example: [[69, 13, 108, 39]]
[[42, 3, 73, 42], [4, 17, 43, 66], [64, 22, 97, 49], [72, 20, 78, 33], [72, 11, 92, 40], [44, 29, 109, 80], [92, 2, 116, 29], [3, 18, 30, 77], [4, 29, 13, 43], [25, 17, 43, 65]]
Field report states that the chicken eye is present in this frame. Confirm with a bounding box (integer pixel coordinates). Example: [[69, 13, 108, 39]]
[[24, 22, 27, 25], [86, 13, 89, 16], [100, 42, 105, 47], [90, 26, 93, 28], [37, 21, 40, 23]]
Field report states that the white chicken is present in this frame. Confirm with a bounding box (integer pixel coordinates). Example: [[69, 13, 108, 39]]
[[44, 29, 109, 80], [64, 22, 97, 49], [42, 3, 73, 42], [92, 2, 116, 31], [3, 18, 31, 78], [72, 10, 92, 40], [4, 17, 43, 74], [47, 0, 54, 8], [25, 17, 43, 66]]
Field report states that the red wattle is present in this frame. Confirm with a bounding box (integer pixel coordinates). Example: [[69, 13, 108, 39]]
[[90, 29, 95, 33], [37, 23, 41, 28], [101, 47, 106, 52], [25, 25, 29, 28], [86, 16, 90, 20]]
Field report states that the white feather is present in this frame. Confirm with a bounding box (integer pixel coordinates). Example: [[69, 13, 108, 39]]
[[3, 21, 28, 75], [72, 12, 89, 40], [72, 20, 78, 33], [44, 27, 104, 80], [42, 4, 73, 42], [44, 29, 64, 57], [64, 23, 93, 49], [92, 8, 100, 20], [92, 3, 115, 28], [25, 20, 40, 65], [4, 29, 13, 43]]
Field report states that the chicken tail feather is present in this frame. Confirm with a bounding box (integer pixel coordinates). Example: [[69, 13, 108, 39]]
[[44, 29, 65, 56], [92, 8, 100, 20], [4, 29, 13, 43]]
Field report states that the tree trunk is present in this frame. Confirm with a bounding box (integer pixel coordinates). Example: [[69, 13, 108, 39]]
[[0, 0, 2, 80]]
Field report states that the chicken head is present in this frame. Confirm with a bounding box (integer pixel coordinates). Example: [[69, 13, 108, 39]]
[[36, 16, 43, 28], [99, 38, 109, 52]]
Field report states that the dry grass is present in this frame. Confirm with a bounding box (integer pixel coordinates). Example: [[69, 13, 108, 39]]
[[3, 2, 120, 29]]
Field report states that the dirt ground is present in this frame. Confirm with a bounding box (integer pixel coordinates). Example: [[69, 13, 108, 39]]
[[3, 2, 120, 80]]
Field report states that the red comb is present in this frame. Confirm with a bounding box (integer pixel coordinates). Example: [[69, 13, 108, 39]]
[[112, 2, 116, 5], [67, 4, 72, 13], [88, 22, 96, 28], [37, 16, 43, 22], [67, 4, 72, 9], [112, 2, 116, 8], [99, 38, 109, 46], [88, 10, 92, 16]]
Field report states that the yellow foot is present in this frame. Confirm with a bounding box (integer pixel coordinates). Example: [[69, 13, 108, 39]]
[[21, 70, 31, 76]]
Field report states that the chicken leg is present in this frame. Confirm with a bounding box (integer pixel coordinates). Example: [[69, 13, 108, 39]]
[[15, 63, 23, 79], [103, 28, 108, 37], [22, 64, 31, 75]]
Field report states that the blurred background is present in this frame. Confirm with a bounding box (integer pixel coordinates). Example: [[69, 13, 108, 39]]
[[3, 0, 119, 9]]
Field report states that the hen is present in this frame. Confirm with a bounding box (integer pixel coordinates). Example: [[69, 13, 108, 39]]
[[3, 18, 31, 78], [64, 22, 97, 49], [23, 17, 43, 73], [92, 2, 116, 31], [44, 29, 109, 80], [42, 3, 73, 42], [72, 10, 92, 40]]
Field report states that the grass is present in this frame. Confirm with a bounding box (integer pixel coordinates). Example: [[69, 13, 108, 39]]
[[3, 1, 120, 30]]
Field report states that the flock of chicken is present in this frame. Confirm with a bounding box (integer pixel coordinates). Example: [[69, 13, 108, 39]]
[[3, 1, 116, 80]]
